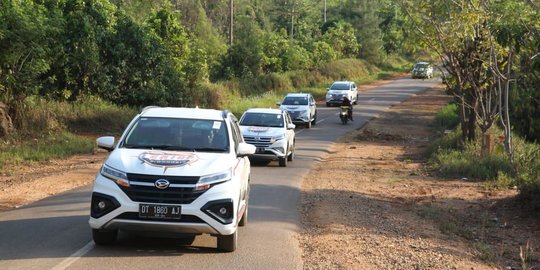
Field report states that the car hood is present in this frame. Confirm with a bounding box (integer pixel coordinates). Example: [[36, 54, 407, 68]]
[[104, 148, 233, 176], [327, 90, 349, 95], [279, 105, 309, 111], [240, 126, 284, 137]]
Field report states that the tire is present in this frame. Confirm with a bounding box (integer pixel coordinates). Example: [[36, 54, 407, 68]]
[[312, 113, 317, 126], [239, 186, 249, 227], [278, 155, 288, 167], [287, 142, 295, 161], [353, 96, 358, 105], [306, 118, 312, 129], [326, 102, 331, 107], [92, 229, 118, 245], [341, 116, 348, 125], [217, 231, 237, 252], [177, 235, 196, 246]]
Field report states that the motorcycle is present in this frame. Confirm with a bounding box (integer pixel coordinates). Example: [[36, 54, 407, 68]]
[[339, 106, 350, 124]]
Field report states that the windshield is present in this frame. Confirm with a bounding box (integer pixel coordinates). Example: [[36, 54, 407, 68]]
[[281, 96, 308, 105], [240, 113, 284, 128], [415, 63, 430, 69], [122, 117, 229, 152], [330, 83, 350, 90]]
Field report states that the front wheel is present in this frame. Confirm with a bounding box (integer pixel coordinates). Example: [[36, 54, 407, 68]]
[[92, 229, 118, 245], [340, 115, 348, 125], [217, 231, 237, 252], [306, 118, 312, 129], [287, 143, 295, 161], [312, 113, 317, 126]]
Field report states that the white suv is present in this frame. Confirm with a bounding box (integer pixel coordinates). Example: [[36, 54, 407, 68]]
[[325, 81, 358, 106], [88, 107, 255, 252], [277, 93, 317, 128], [239, 108, 296, 167]]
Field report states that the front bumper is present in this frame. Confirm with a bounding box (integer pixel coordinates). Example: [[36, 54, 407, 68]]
[[88, 174, 240, 236], [250, 140, 287, 159]]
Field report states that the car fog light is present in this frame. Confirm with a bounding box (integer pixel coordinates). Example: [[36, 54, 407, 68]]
[[219, 207, 227, 215], [98, 201, 107, 209], [91, 193, 120, 218]]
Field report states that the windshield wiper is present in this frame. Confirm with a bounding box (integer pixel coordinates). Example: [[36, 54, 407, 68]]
[[123, 144, 194, 151], [193, 147, 228, 152]]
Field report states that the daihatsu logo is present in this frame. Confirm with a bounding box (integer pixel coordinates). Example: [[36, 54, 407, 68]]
[[155, 179, 170, 189]]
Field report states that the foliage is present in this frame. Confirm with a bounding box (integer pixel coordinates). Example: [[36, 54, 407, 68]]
[[0, 132, 94, 169], [433, 103, 459, 133]]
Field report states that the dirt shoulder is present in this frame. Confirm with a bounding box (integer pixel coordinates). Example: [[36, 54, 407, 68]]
[[0, 151, 107, 211], [299, 87, 539, 269]]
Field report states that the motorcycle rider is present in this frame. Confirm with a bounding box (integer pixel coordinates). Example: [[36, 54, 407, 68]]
[[341, 97, 353, 121]]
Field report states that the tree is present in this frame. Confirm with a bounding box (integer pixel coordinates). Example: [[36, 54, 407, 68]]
[[0, 0, 55, 126]]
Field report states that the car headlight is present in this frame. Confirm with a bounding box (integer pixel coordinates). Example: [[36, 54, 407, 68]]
[[196, 169, 232, 190], [299, 110, 308, 117], [271, 134, 286, 143], [326, 93, 332, 98], [101, 165, 129, 187]]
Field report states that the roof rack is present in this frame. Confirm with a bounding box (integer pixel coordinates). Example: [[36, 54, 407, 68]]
[[140, 106, 160, 113]]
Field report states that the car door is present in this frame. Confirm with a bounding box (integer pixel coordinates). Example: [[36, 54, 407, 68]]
[[351, 83, 358, 103], [309, 95, 316, 119], [229, 116, 249, 196], [285, 112, 295, 149]]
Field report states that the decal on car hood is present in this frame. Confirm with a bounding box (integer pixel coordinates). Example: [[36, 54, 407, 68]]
[[138, 151, 199, 168], [248, 126, 270, 132]]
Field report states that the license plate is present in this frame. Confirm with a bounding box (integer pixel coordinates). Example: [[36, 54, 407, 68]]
[[256, 148, 265, 153], [139, 204, 181, 220]]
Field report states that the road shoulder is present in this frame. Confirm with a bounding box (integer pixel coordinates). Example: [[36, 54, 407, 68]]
[[299, 87, 539, 269]]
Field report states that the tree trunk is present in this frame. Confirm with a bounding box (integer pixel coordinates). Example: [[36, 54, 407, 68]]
[[467, 94, 478, 141], [458, 94, 468, 142]]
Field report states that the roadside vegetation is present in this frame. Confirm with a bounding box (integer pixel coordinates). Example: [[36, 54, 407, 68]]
[[428, 104, 540, 209], [402, 0, 539, 209], [0, 0, 413, 168]]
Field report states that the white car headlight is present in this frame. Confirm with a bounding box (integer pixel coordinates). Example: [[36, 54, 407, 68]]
[[101, 165, 130, 187], [271, 134, 286, 143], [196, 169, 232, 190]]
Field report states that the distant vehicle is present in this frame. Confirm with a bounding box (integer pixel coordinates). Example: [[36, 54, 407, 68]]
[[89, 106, 256, 252], [339, 106, 350, 125], [325, 81, 358, 107], [411, 62, 434, 79], [277, 93, 317, 128], [239, 108, 296, 167]]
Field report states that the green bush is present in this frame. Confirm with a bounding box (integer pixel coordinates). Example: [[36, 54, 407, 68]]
[[0, 132, 94, 169], [431, 146, 513, 180], [433, 103, 459, 132]]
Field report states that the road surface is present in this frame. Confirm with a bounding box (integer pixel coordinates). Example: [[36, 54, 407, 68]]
[[0, 78, 439, 270]]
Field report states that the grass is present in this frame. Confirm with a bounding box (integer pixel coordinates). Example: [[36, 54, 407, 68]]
[[432, 103, 459, 133], [220, 57, 412, 117], [427, 104, 540, 208], [0, 132, 94, 170]]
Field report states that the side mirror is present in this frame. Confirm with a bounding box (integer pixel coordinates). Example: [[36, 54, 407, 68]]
[[326, 88, 330, 91], [237, 142, 256, 157], [287, 124, 296, 130], [96, 136, 115, 152], [276, 102, 281, 106]]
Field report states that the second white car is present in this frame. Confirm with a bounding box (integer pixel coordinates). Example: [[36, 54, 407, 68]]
[[239, 108, 296, 167]]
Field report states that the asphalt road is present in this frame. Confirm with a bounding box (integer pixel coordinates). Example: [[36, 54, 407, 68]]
[[0, 78, 439, 270]]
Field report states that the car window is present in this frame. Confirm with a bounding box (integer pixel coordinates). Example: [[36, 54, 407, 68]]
[[281, 96, 308, 105], [240, 113, 284, 128], [330, 83, 350, 90], [285, 112, 292, 125], [229, 119, 240, 151], [122, 117, 229, 151]]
